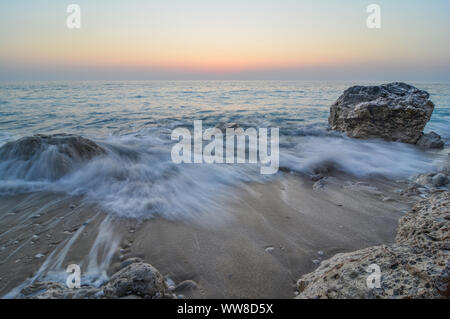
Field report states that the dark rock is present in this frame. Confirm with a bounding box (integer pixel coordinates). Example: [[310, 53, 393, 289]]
[[416, 132, 445, 149], [311, 174, 324, 182], [0, 134, 105, 180], [432, 173, 448, 188], [103, 263, 166, 299], [329, 83, 435, 144]]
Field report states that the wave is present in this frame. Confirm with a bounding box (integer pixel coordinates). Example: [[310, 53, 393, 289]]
[[0, 130, 444, 220], [281, 136, 439, 177]]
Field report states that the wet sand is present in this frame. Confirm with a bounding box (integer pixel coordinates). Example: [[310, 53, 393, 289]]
[[0, 172, 414, 298]]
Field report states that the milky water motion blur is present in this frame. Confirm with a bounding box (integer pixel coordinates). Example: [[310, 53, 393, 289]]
[[0, 81, 449, 219]]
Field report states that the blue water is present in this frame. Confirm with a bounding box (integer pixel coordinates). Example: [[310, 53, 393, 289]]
[[0, 81, 448, 219]]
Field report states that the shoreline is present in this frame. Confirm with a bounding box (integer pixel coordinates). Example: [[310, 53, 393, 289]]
[[0, 171, 415, 299], [296, 190, 449, 299]]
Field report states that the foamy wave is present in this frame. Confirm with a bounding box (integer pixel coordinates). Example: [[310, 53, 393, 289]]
[[0, 131, 444, 220], [281, 136, 439, 177]]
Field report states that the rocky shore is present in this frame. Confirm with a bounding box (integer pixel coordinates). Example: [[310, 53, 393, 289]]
[[2, 82, 447, 299], [296, 190, 449, 299], [296, 83, 449, 299]]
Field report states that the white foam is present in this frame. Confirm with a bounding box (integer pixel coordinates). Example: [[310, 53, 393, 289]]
[[0, 132, 444, 221]]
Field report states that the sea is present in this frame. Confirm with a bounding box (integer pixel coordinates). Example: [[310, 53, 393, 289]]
[[0, 81, 449, 219]]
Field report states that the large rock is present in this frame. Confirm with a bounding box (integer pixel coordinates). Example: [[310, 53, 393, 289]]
[[329, 83, 435, 144], [0, 134, 105, 161], [103, 263, 167, 299], [296, 192, 450, 299], [0, 134, 105, 180]]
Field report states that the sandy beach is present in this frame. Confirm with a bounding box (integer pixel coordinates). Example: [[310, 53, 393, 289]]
[[0, 171, 413, 298]]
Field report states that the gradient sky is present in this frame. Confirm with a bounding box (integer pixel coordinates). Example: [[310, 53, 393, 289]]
[[1, 0, 450, 81]]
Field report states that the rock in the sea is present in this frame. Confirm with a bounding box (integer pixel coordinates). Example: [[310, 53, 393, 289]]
[[0, 134, 105, 161], [296, 192, 450, 299], [0, 134, 105, 180], [416, 132, 445, 149], [431, 173, 448, 187], [329, 83, 435, 144], [103, 262, 166, 299]]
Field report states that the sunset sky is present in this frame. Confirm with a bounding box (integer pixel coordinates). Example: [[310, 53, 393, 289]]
[[1, 0, 450, 81]]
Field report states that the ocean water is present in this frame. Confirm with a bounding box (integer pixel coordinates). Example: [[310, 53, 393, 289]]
[[0, 81, 449, 219]]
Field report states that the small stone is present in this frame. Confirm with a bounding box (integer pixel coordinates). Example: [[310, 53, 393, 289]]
[[432, 173, 448, 187], [312, 259, 321, 265], [175, 280, 199, 293], [165, 278, 176, 291], [265, 246, 275, 253]]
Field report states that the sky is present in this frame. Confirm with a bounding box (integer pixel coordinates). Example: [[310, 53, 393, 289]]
[[1, 0, 450, 81]]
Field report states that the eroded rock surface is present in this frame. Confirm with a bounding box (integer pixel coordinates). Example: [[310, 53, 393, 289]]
[[329, 83, 435, 144], [296, 192, 450, 299], [103, 262, 167, 299], [416, 132, 445, 149]]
